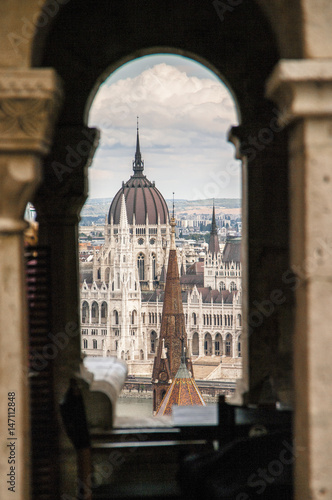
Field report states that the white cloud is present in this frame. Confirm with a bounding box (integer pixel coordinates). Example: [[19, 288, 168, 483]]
[[87, 59, 240, 200]]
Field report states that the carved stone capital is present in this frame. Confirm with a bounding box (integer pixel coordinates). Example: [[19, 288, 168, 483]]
[[0, 69, 63, 233], [0, 69, 63, 155], [266, 59, 332, 125]]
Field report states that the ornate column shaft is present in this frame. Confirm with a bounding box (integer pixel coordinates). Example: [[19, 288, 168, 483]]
[[33, 125, 99, 497], [267, 59, 332, 500], [229, 105, 293, 405], [0, 69, 62, 500]]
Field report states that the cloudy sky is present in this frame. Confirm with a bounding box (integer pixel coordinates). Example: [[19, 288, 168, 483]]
[[87, 54, 241, 201]]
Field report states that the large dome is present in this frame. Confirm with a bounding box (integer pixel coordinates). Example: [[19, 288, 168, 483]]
[[108, 127, 169, 225]]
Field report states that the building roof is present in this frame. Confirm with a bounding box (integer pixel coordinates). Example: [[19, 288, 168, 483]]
[[222, 237, 241, 263], [156, 353, 205, 416], [108, 126, 169, 225]]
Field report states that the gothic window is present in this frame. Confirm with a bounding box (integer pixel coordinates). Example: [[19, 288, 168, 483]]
[[113, 310, 119, 325], [82, 302, 89, 324], [97, 268, 101, 279], [237, 313, 242, 327], [192, 332, 199, 356], [204, 333, 212, 356], [238, 335, 242, 357], [215, 333, 222, 356], [137, 253, 145, 280], [219, 281, 226, 291], [83, 339, 88, 349], [142, 313, 145, 324], [152, 253, 156, 280], [230, 281, 237, 291], [214, 315, 216, 326], [159, 313, 162, 323], [192, 312, 197, 326], [91, 302, 99, 324], [132, 310, 137, 325], [117, 273, 120, 289], [226, 334, 232, 357], [101, 302, 107, 323], [93, 339, 97, 349], [150, 331, 157, 353]]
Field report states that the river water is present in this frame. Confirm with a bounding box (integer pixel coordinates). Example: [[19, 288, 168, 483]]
[[116, 397, 154, 418], [116, 396, 215, 418]]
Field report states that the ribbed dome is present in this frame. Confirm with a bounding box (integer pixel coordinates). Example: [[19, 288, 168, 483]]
[[108, 176, 169, 225], [108, 124, 169, 225]]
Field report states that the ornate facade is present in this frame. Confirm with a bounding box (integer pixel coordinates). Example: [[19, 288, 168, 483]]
[[80, 132, 242, 379]]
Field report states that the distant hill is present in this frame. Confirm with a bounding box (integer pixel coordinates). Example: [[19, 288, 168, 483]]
[[80, 197, 241, 224]]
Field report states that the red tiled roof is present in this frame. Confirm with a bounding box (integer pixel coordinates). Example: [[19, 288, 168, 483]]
[[156, 359, 205, 416]]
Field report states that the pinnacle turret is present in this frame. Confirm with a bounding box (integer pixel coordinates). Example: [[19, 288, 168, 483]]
[[133, 117, 144, 175]]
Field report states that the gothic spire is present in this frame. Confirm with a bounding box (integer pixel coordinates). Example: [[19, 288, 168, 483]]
[[208, 201, 220, 256], [133, 116, 144, 175]]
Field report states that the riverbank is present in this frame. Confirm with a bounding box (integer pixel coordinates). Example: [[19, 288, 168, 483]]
[[119, 388, 219, 404]]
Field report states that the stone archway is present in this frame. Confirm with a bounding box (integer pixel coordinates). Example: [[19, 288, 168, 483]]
[[29, 1, 295, 497]]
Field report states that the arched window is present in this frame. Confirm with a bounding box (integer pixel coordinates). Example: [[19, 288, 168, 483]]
[[204, 333, 212, 356], [117, 273, 120, 289], [113, 310, 119, 325], [83, 339, 88, 349], [230, 281, 237, 291], [215, 333, 222, 356], [219, 281, 226, 291], [150, 331, 157, 353], [101, 302, 107, 323], [105, 267, 110, 282], [238, 334, 242, 357], [192, 312, 197, 326], [93, 339, 97, 349], [226, 333, 232, 357], [152, 253, 156, 280], [82, 302, 89, 324], [137, 252, 145, 280], [192, 332, 199, 356], [237, 313, 242, 327], [140, 349, 144, 360], [132, 310, 137, 325], [91, 302, 99, 324], [97, 268, 101, 280], [203, 314, 206, 326]]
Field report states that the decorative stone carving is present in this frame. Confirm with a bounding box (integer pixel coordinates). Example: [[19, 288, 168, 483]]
[[266, 59, 332, 123], [0, 70, 62, 233], [0, 69, 62, 155]]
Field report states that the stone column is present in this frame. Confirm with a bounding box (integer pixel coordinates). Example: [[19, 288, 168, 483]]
[[33, 125, 99, 497], [228, 116, 292, 405], [0, 69, 62, 500], [267, 59, 332, 500]]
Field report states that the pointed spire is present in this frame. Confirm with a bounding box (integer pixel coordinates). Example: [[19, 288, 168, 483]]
[[211, 200, 217, 235], [133, 116, 144, 175], [119, 193, 128, 230], [170, 192, 176, 250], [208, 201, 220, 256]]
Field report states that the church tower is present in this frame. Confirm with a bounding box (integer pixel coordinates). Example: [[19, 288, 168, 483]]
[[152, 205, 193, 412]]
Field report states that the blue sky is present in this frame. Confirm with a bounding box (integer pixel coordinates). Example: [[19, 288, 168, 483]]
[[87, 54, 241, 201]]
